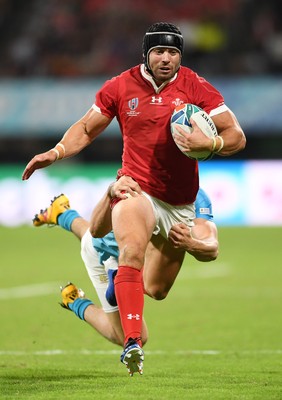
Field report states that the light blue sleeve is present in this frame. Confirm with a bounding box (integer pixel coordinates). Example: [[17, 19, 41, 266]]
[[195, 188, 214, 220], [92, 232, 119, 264]]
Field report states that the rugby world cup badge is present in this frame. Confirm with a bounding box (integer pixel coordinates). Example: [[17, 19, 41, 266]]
[[128, 98, 139, 110]]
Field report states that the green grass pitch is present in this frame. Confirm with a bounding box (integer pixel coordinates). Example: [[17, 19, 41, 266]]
[[0, 225, 281, 399]]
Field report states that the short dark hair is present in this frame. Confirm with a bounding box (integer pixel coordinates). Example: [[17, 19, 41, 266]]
[[146, 22, 182, 36]]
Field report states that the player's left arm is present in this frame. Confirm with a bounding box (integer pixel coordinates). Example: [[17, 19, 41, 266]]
[[173, 108, 246, 156], [168, 219, 219, 262], [211, 108, 246, 156]]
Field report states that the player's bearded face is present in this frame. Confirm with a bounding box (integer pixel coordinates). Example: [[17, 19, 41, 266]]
[[148, 48, 181, 83]]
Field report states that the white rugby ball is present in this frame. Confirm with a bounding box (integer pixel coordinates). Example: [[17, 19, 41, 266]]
[[170, 103, 217, 161]]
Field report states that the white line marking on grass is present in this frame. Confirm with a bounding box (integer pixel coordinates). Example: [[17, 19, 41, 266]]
[[180, 263, 231, 280], [0, 262, 230, 302], [0, 282, 61, 300], [1, 349, 281, 356]]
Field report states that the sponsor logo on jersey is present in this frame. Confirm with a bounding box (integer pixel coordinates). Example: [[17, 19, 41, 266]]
[[150, 96, 163, 105], [199, 207, 211, 215]]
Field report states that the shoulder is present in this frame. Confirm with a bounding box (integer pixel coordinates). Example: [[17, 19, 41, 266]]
[[179, 66, 217, 88], [197, 188, 212, 204], [117, 65, 141, 79], [102, 65, 141, 89], [178, 66, 200, 80], [177, 66, 213, 90], [178, 66, 224, 113]]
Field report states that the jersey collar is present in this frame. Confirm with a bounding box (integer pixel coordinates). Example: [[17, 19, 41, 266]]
[[140, 64, 178, 94]]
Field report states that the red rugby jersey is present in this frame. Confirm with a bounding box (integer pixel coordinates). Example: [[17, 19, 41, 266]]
[[94, 64, 225, 205]]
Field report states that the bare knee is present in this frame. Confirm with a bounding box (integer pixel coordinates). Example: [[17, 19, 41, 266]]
[[119, 241, 145, 268], [151, 291, 168, 301], [145, 284, 169, 301]]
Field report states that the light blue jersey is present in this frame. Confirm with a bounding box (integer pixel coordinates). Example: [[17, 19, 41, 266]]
[[93, 188, 213, 264], [195, 188, 213, 220], [92, 233, 119, 264]]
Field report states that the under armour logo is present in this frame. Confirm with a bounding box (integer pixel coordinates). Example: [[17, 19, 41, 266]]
[[127, 313, 140, 320], [151, 96, 162, 104]]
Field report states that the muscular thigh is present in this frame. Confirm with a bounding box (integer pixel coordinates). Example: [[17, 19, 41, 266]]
[[112, 195, 156, 268], [143, 234, 185, 300]]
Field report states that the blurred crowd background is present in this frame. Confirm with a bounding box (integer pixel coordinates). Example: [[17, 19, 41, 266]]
[[0, 0, 282, 162], [1, 0, 282, 77], [0, 0, 281, 226]]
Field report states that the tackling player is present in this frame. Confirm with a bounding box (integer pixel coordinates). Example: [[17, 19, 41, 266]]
[[33, 176, 218, 375]]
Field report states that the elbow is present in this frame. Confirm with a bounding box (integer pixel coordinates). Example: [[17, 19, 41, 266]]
[[236, 130, 247, 153], [221, 130, 246, 156], [89, 225, 98, 238], [196, 254, 217, 262], [209, 246, 219, 261], [208, 250, 219, 262], [89, 226, 97, 238], [90, 224, 109, 238], [89, 214, 112, 238], [194, 247, 219, 262], [239, 134, 247, 151]]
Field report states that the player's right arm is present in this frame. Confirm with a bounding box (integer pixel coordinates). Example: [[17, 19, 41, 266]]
[[168, 219, 219, 262], [90, 175, 142, 238], [22, 108, 112, 180]]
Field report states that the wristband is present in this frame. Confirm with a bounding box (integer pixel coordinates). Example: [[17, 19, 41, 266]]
[[51, 142, 65, 160], [211, 136, 216, 152], [51, 148, 60, 160], [215, 136, 224, 153]]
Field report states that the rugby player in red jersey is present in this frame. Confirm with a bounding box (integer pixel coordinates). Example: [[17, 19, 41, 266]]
[[22, 22, 246, 376]]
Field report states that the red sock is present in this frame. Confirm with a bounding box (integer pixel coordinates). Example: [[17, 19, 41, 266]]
[[140, 267, 147, 295], [115, 266, 144, 347]]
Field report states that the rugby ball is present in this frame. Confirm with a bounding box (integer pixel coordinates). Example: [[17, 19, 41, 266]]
[[170, 103, 217, 161]]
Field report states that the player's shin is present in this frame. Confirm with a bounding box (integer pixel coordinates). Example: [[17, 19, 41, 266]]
[[114, 266, 144, 347]]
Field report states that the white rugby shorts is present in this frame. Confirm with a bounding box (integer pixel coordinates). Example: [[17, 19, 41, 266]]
[[142, 192, 195, 239]]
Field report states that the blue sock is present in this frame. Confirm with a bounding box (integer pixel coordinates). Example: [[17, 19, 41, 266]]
[[105, 269, 118, 307], [57, 210, 81, 232], [68, 298, 93, 320]]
